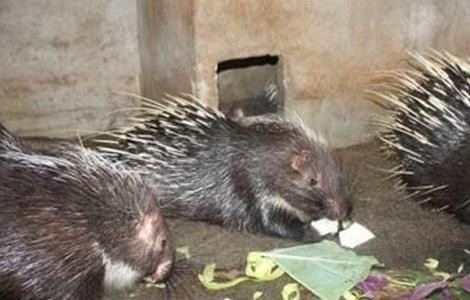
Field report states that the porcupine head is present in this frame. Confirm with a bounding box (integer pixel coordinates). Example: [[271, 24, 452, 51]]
[[241, 117, 352, 233], [60, 150, 175, 289], [91, 180, 174, 289]]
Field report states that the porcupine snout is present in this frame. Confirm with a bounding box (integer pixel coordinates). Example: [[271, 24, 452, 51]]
[[325, 197, 352, 220], [137, 212, 175, 283]]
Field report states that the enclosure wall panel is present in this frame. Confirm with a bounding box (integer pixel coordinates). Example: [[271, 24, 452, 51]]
[[139, 0, 470, 147], [0, 0, 140, 138]]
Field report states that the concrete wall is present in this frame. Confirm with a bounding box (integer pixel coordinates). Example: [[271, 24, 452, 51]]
[[193, 0, 470, 146], [2, 1, 470, 145], [140, 0, 470, 147], [137, 0, 196, 100], [0, 0, 139, 138]]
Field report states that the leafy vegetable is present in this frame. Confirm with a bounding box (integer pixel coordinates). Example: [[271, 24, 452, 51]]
[[402, 281, 448, 300], [263, 241, 379, 300], [461, 274, 470, 293], [198, 263, 250, 290], [422, 258, 450, 281], [423, 258, 439, 271], [253, 291, 263, 299], [282, 283, 300, 300], [176, 246, 191, 260], [245, 251, 284, 281], [342, 291, 361, 300], [198, 251, 284, 290], [356, 273, 389, 297], [198, 241, 379, 300]]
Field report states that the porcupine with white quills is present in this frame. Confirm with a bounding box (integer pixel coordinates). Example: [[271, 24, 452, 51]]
[[96, 93, 352, 241], [0, 124, 174, 300], [376, 51, 470, 223]]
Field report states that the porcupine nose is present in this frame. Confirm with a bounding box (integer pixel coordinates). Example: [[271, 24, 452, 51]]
[[144, 239, 174, 283], [326, 198, 352, 220], [144, 233, 175, 283]]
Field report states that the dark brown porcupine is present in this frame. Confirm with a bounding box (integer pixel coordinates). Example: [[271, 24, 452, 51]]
[[0, 124, 174, 300], [376, 51, 470, 223], [96, 93, 352, 241]]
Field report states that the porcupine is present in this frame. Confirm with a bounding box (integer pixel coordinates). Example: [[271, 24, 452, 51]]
[[0, 122, 27, 152], [376, 51, 470, 223], [0, 124, 174, 300], [220, 83, 279, 120], [96, 94, 352, 241]]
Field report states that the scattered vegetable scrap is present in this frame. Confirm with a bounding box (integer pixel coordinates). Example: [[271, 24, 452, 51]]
[[176, 246, 191, 260], [197, 242, 470, 300], [263, 241, 379, 300], [199, 241, 379, 300], [282, 283, 300, 300], [338, 222, 375, 248], [349, 256, 470, 299], [310, 219, 375, 248], [311, 218, 339, 236]]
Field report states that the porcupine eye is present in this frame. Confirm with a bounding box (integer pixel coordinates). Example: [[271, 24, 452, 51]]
[[310, 178, 318, 186]]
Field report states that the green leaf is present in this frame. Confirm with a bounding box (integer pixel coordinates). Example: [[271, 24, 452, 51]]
[[262, 241, 379, 300], [282, 283, 300, 300]]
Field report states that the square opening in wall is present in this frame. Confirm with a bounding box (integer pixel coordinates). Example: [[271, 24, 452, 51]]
[[217, 55, 283, 118]]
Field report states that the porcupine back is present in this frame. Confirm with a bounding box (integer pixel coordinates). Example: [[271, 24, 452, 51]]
[[97, 94, 351, 240], [0, 123, 27, 152], [377, 51, 470, 222]]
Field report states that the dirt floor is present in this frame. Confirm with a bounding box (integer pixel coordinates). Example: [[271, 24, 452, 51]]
[[86, 140, 468, 299]]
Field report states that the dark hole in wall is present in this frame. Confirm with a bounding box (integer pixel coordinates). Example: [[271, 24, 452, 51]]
[[217, 55, 283, 118], [217, 55, 279, 73]]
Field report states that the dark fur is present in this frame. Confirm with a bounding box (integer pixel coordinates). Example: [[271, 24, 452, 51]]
[[99, 97, 352, 241], [220, 84, 279, 119], [0, 126, 173, 300], [0, 123, 27, 152]]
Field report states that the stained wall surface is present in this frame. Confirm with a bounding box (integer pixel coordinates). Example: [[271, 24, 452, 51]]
[[2, 1, 470, 144], [0, 0, 139, 138], [137, 0, 196, 101], [190, 0, 470, 146]]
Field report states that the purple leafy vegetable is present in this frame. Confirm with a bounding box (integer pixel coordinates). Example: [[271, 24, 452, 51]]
[[357, 274, 389, 295], [402, 281, 448, 300], [461, 274, 470, 293], [439, 288, 453, 300]]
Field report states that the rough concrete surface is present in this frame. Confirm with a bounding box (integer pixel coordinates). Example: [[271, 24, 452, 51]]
[[0, 0, 140, 138], [139, 0, 470, 147], [98, 140, 469, 300]]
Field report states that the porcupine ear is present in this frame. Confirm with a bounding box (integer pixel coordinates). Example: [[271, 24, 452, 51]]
[[135, 192, 161, 241], [136, 212, 162, 245], [290, 149, 312, 173]]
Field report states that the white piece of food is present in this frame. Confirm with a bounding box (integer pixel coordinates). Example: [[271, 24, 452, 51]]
[[339, 222, 375, 248], [310, 218, 339, 236]]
